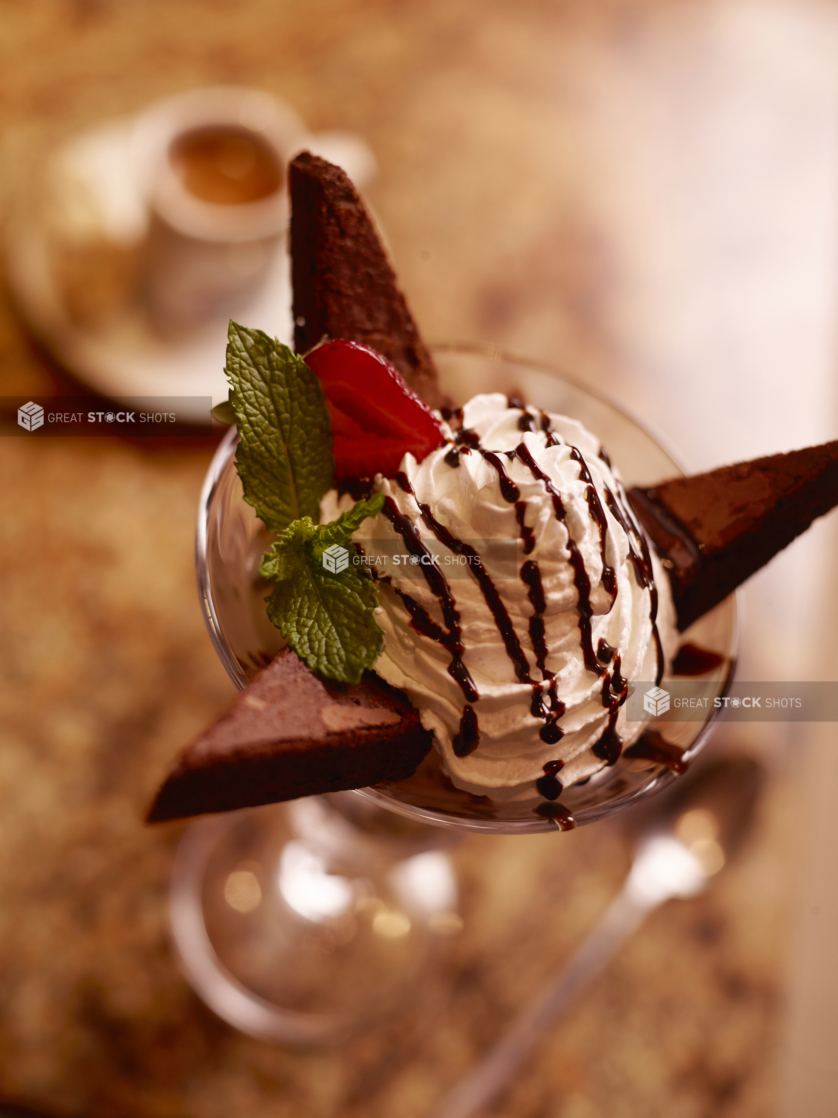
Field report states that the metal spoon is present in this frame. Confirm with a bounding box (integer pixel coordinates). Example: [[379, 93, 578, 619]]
[[429, 755, 764, 1118]]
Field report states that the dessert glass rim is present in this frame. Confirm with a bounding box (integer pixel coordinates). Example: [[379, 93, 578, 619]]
[[196, 343, 738, 834]]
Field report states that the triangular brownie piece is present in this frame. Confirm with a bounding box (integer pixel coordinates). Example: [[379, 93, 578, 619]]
[[148, 650, 432, 821], [289, 151, 443, 409], [629, 439, 838, 630]]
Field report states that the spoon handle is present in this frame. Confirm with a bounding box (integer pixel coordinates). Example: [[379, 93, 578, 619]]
[[429, 886, 654, 1118]]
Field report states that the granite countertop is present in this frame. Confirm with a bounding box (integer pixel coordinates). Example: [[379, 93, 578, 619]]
[[0, 2, 817, 1115]]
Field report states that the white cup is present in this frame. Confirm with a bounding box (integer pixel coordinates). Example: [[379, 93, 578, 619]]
[[130, 86, 309, 334]]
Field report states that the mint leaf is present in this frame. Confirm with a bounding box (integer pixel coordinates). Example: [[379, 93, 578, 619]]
[[225, 321, 384, 683], [317, 493, 385, 550], [258, 495, 384, 581], [259, 517, 313, 582], [259, 495, 385, 683], [226, 322, 334, 533], [266, 555, 383, 684]]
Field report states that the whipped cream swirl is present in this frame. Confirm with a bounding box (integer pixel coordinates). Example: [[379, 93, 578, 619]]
[[338, 394, 677, 799]]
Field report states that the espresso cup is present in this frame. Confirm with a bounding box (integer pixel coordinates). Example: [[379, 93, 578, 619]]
[[131, 86, 308, 333]]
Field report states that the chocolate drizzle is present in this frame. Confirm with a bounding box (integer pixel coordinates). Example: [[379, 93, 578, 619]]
[[440, 405, 464, 427], [393, 471, 535, 686], [422, 505, 534, 684], [591, 711, 622, 766], [383, 408, 667, 782], [508, 395, 557, 444], [515, 502, 536, 555], [611, 655, 626, 696], [600, 653, 627, 710], [480, 450, 521, 503], [534, 685, 565, 740], [520, 559, 566, 742], [452, 705, 480, 757], [605, 485, 665, 688], [539, 411, 559, 446], [673, 642, 725, 676], [514, 442, 604, 678], [338, 477, 374, 501], [390, 584, 452, 647], [456, 427, 482, 449], [530, 679, 565, 724], [535, 773, 562, 800], [538, 718, 564, 745], [570, 446, 617, 606], [534, 801, 575, 829], [535, 757, 565, 800], [381, 494, 479, 703], [520, 560, 548, 674], [623, 730, 688, 773]]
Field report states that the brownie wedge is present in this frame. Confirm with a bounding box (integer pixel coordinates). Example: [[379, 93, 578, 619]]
[[148, 649, 432, 821], [629, 439, 838, 630], [289, 151, 443, 408]]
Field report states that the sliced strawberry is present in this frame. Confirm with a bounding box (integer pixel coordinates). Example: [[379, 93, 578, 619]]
[[304, 340, 446, 481]]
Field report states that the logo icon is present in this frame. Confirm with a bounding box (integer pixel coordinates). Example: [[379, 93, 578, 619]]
[[643, 685, 670, 717], [18, 401, 44, 432], [322, 544, 349, 574]]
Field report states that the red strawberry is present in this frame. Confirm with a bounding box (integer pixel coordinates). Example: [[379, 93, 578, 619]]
[[304, 340, 446, 481]]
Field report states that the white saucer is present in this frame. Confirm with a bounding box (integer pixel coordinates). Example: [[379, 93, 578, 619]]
[[6, 211, 293, 424], [6, 210, 292, 422], [4, 95, 375, 425]]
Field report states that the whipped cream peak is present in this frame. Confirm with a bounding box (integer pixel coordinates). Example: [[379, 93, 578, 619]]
[[329, 393, 677, 800]]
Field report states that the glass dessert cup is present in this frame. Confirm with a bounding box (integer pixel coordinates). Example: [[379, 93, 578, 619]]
[[171, 345, 737, 1043]]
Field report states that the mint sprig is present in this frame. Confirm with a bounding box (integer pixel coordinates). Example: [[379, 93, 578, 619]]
[[258, 495, 385, 684], [224, 324, 386, 682], [226, 322, 334, 533]]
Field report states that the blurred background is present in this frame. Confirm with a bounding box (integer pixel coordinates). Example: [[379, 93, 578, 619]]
[[1, 0, 838, 1115]]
